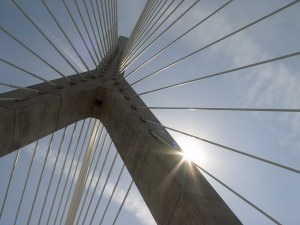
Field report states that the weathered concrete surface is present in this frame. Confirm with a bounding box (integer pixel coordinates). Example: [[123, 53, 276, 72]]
[[0, 73, 103, 156], [0, 37, 242, 225], [96, 88, 242, 225]]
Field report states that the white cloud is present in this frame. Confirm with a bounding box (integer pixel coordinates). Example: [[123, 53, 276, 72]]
[[176, 2, 300, 155], [29, 141, 155, 225], [87, 170, 156, 225], [34, 19, 86, 72]]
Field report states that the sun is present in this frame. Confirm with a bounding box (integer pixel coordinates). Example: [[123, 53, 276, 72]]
[[182, 148, 196, 161], [177, 136, 205, 164]]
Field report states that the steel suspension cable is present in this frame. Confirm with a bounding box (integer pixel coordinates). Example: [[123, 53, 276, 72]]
[[0, 58, 58, 87], [100, 1, 113, 54], [10, 0, 86, 82], [126, 0, 173, 55], [194, 163, 280, 224], [0, 27, 70, 84], [55, 122, 98, 225], [108, 0, 115, 52], [74, 131, 108, 225], [78, 126, 105, 197], [73, 0, 101, 64], [109, 0, 117, 51], [45, 119, 95, 225], [136, 106, 300, 113], [62, 0, 99, 69], [112, 0, 119, 52], [196, 164, 282, 225], [150, 132, 280, 224], [41, 0, 96, 77], [121, 0, 154, 60], [120, 0, 186, 72], [90, 145, 118, 224], [98, 0, 111, 54], [58, 118, 92, 225], [64, 119, 101, 225], [100, 0, 112, 53], [122, 0, 154, 54], [103, 0, 112, 51], [54, 121, 101, 225], [94, 0, 109, 54], [104, 0, 116, 54], [119, 0, 214, 75], [89, 0, 107, 57], [82, 0, 104, 60], [0, 149, 20, 219], [80, 139, 113, 225], [103, 1, 111, 52], [99, 164, 126, 225], [26, 132, 55, 225], [123, 0, 179, 65], [122, 0, 158, 58], [112, 180, 134, 225], [52, 124, 80, 225], [123, 0, 299, 88], [129, 51, 300, 97], [143, 118, 300, 175], [36, 126, 69, 225], [113, 0, 118, 49], [125, 0, 165, 57], [13, 142, 38, 225]]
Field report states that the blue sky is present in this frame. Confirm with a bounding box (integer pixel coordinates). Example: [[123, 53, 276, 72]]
[[1, 0, 300, 224], [118, 1, 300, 223]]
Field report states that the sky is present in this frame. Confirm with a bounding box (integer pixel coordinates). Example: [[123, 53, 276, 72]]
[[1, 0, 300, 224]]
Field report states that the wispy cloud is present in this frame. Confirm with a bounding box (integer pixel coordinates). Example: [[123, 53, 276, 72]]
[[87, 170, 156, 225], [174, 2, 300, 155], [34, 19, 86, 72], [28, 142, 155, 225]]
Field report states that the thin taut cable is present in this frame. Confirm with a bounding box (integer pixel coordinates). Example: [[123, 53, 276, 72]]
[[0, 26, 71, 84], [123, 0, 299, 87], [73, 0, 101, 64], [195, 163, 281, 224], [58, 118, 92, 225], [125, 0, 164, 57], [120, 0, 220, 75], [13, 142, 39, 225], [80, 139, 113, 225], [121, 0, 154, 60], [112, 180, 134, 225], [90, 146, 118, 224], [143, 118, 300, 174], [54, 121, 101, 225], [41, 0, 96, 77], [0, 149, 20, 219], [122, 0, 157, 58], [62, 0, 99, 69], [0, 58, 58, 87], [74, 130, 107, 225], [36, 124, 75, 225], [136, 106, 300, 113], [99, 164, 126, 225], [94, 0, 108, 54], [10, 0, 85, 82], [89, 0, 106, 57], [26, 132, 55, 225], [120, 0, 186, 72], [130, 51, 300, 97], [82, 0, 104, 59], [123, 0, 178, 65]]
